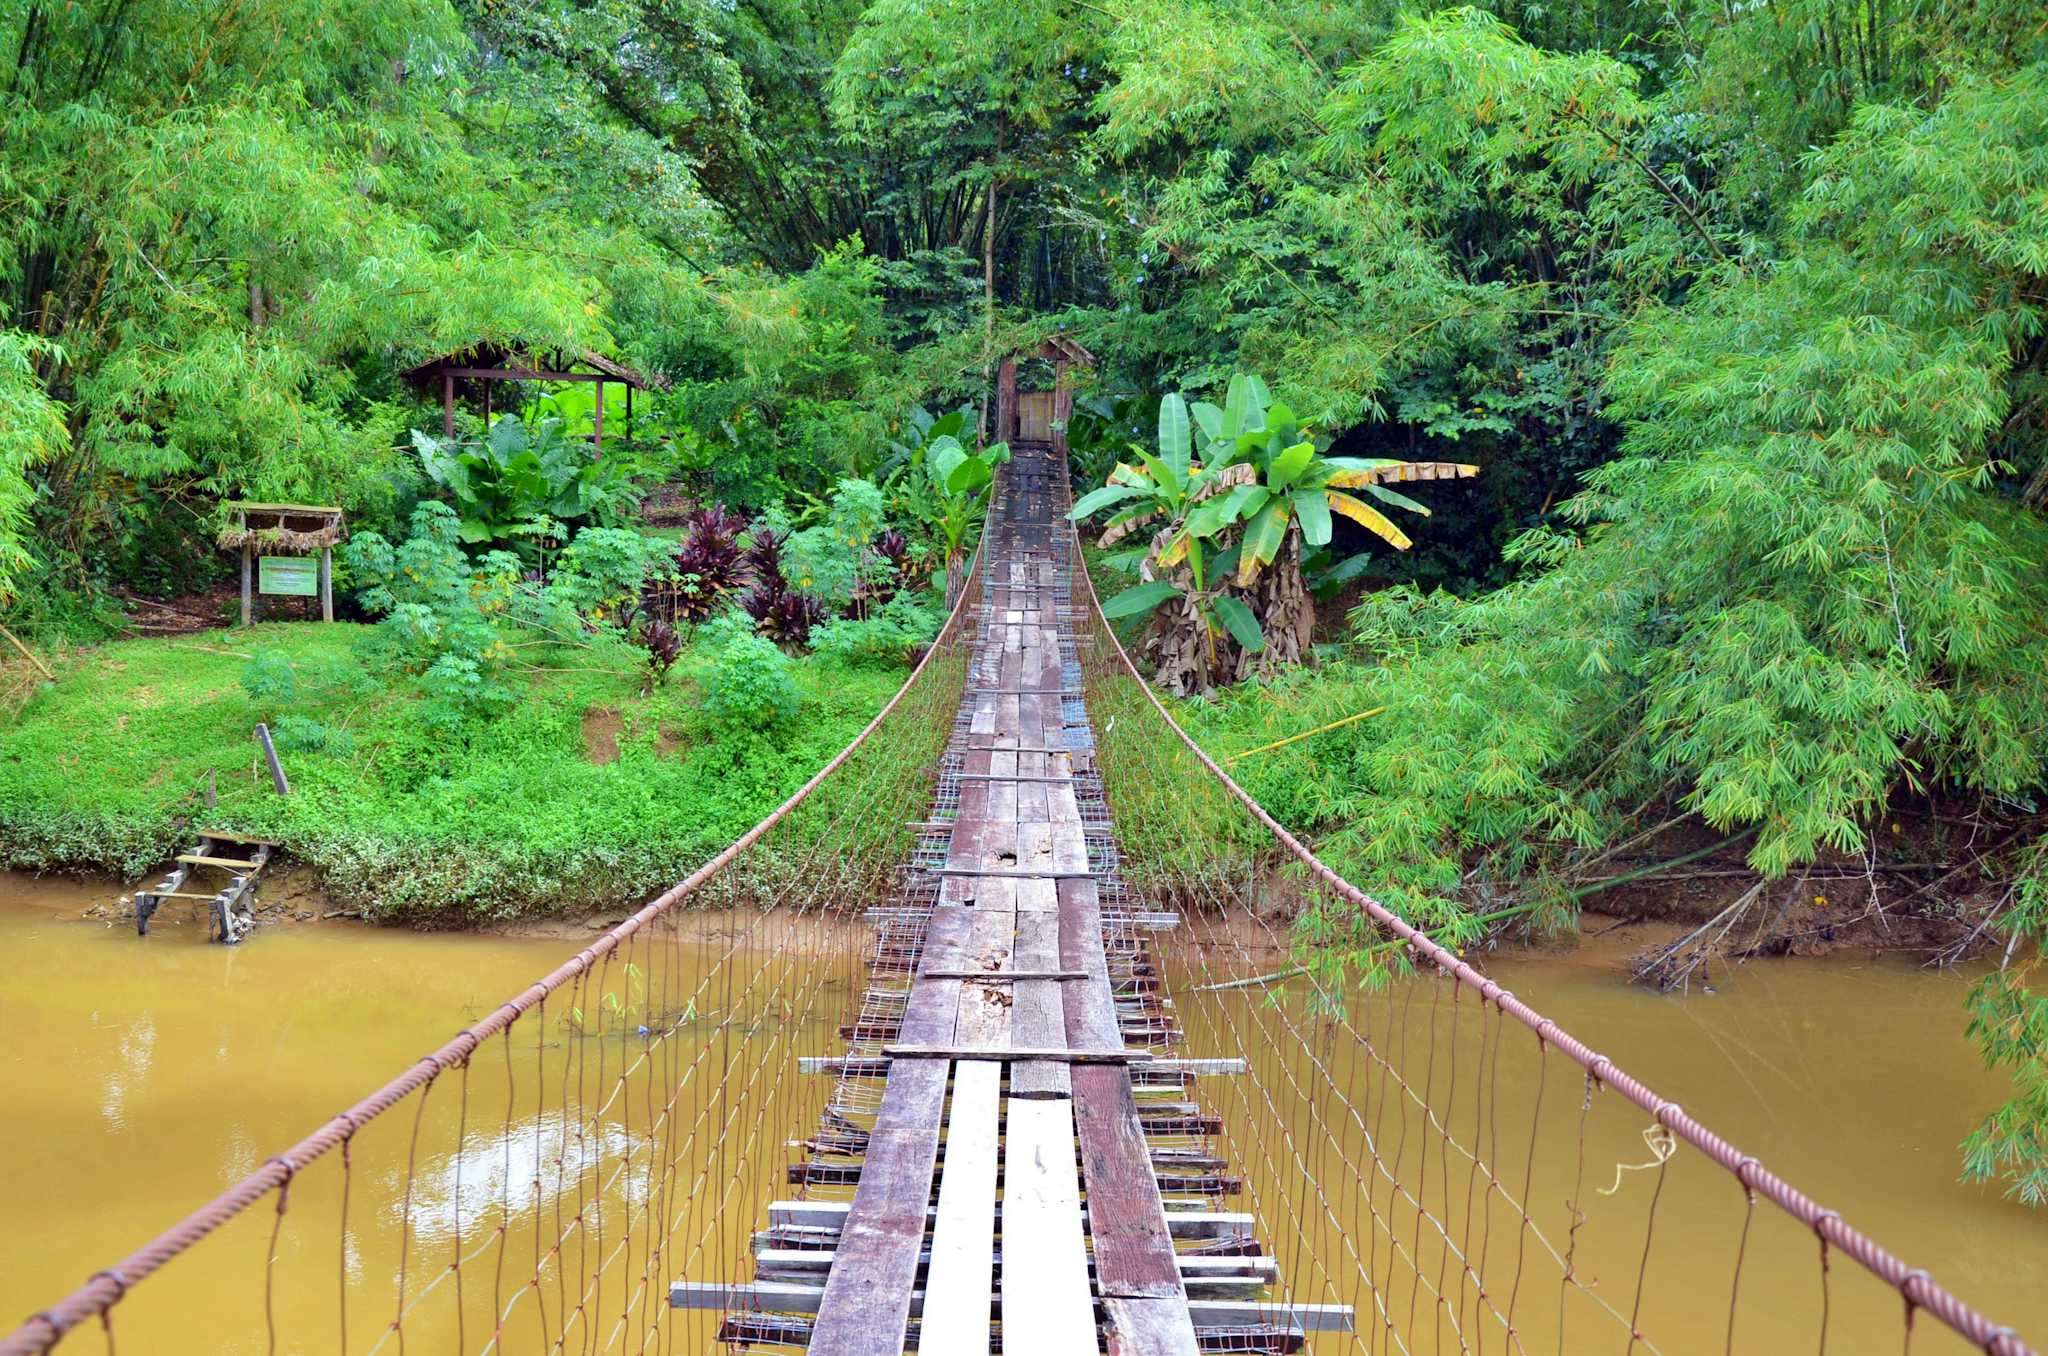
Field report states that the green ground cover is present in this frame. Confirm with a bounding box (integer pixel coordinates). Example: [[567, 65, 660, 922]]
[[0, 622, 905, 922]]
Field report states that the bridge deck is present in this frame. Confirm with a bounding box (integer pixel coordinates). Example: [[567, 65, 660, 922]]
[[674, 444, 1339, 1351]]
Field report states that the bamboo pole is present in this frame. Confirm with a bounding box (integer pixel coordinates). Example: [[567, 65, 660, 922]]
[[0, 623, 52, 681], [1224, 706, 1386, 764]]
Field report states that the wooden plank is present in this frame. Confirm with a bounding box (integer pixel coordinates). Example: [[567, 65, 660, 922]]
[[922, 970, 1086, 981], [764, 1200, 1257, 1241], [1059, 877, 1124, 1053], [175, 854, 259, 870], [672, 1283, 1352, 1332], [1074, 1064, 1192, 1308], [881, 1045, 1135, 1063], [807, 1061, 950, 1355], [953, 917, 1015, 1050], [1010, 908, 1072, 1097], [919, 1061, 1001, 1353], [1000, 1096, 1097, 1351]]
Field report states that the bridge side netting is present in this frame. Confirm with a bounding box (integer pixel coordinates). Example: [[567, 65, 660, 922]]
[[1071, 530, 2033, 1356]]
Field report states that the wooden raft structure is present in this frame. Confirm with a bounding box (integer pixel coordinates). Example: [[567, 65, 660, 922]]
[[672, 442, 1352, 1351]]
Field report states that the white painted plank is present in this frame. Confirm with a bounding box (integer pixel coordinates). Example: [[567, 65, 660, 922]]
[[920, 1062, 1001, 1353], [1000, 1097, 1096, 1349]]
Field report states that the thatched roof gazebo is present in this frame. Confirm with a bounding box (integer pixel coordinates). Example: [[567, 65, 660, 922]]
[[401, 344, 670, 458]]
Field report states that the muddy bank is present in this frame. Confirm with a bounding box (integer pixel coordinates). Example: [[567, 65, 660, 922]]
[[27, 853, 2005, 986]]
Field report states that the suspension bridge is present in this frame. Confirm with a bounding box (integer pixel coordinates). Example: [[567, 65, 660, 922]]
[[3, 444, 2036, 1356]]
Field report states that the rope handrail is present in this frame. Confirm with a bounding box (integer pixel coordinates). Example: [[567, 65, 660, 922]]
[[1068, 539, 2038, 1356], [0, 533, 990, 1356]]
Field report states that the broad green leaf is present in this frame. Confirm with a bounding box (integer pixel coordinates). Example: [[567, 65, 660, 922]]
[[1291, 488, 1333, 546], [930, 410, 966, 439], [1185, 491, 1248, 539], [1230, 484, 1272, 519], [1328, 491, 1413, 549], [1102, 548, 1148, 574], [1270, 441, 1316, 490], [1239, 501, 1290, 583], [1069, 483, 1147, 519], [1158, 393, 1191, 481], [1317, 552, 1376, 585], [1132, 447, 1181, 496], [1190, 401, 1224, 447], [1224, 373, 1267, 436], [1101, 580, 1180, 620], [1364, 482, 1431, 515], [945, 457, 993, 494], [1211, 595, 1265, 653], [929, 438, 968, 491]]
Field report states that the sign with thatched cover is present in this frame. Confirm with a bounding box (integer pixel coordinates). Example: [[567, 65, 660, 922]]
[[220, 502, 345, 623]]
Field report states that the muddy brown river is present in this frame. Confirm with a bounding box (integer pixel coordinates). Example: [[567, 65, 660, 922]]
[[1, 872, 2041, 1353]]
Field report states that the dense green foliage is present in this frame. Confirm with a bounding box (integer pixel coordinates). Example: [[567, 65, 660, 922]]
[[5, 0, 2048, 1196], [0, 621, 905, 919]]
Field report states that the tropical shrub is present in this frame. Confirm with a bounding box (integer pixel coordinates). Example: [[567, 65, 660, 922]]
[[646, 504, 747, 624], [414, 416, 641, 549], [925, 437, 1010, 602], [703, 633, 803, 729], [811, 593, 945, 667]]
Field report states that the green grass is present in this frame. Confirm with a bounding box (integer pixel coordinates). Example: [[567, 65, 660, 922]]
[[0, 622, 907, 922]]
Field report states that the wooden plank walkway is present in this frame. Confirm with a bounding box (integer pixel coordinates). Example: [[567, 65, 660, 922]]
[[676, 442, 1346, 1352]]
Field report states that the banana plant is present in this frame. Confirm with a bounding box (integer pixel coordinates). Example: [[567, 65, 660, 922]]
[[1068, 392, 1265, 663]]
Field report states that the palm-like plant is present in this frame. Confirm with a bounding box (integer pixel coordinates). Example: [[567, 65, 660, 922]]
[[1194, 387, 1477, 669], [1073, 374, 1478, 693], [1070, 392, 1262, 693], [926, 435, 1010, 605]]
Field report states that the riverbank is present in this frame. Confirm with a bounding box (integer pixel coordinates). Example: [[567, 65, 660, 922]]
[[0, 622, 911, 923]]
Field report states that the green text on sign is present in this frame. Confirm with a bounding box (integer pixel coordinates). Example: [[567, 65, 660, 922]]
[[258, 556, 319, 597]]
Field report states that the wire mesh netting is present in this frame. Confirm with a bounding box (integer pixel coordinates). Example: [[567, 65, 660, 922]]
[[1074, 531, 2033, 1356]]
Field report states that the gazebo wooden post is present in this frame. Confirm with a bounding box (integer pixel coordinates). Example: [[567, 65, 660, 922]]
[[442, 372, 456, 439], [593, 379, 604, 460], [626, 384, 634, 448], [238, 506, 252, 627], [1051, 355, 1072, 458], [997, 356, 1018, 444], [318, 545, 333, 623]]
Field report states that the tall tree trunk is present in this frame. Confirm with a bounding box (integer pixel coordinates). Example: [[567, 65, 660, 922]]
[[977, 115, 1001, 448]]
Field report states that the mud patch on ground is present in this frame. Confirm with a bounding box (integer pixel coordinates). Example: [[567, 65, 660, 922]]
[[582, 706, 624, 765]]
